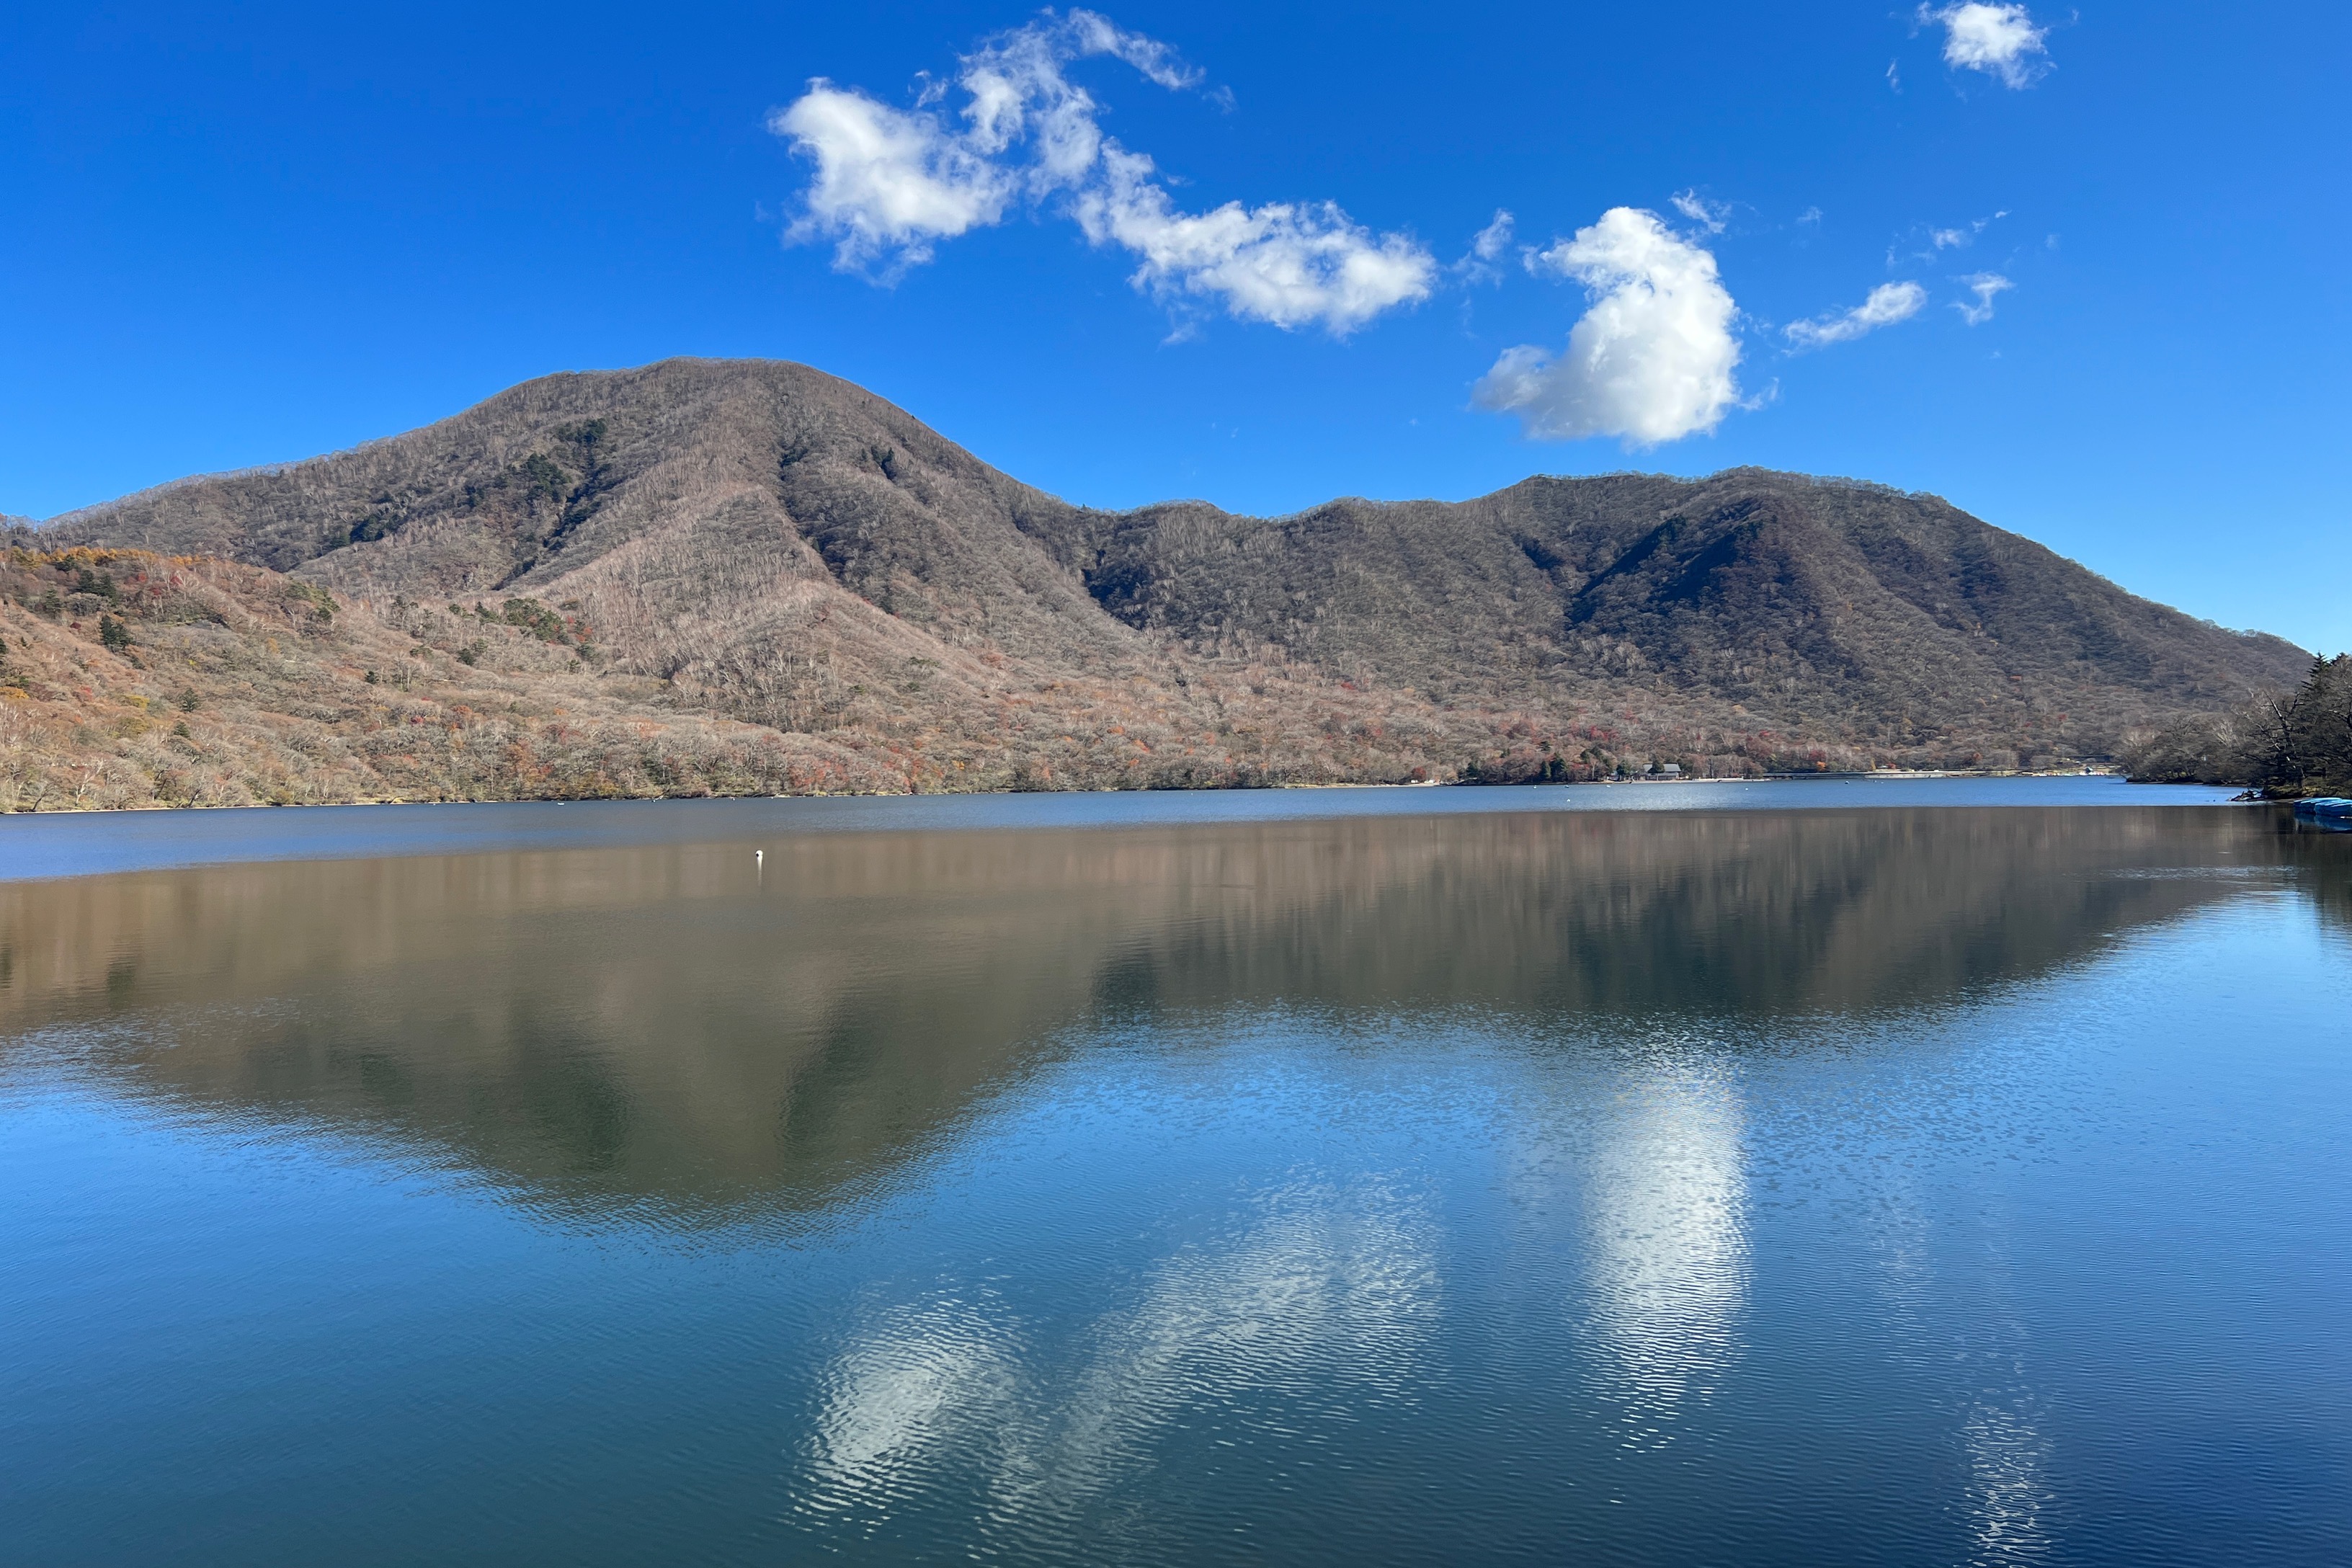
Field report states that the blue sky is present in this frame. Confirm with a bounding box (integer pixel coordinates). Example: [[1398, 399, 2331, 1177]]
[[4, 2, 2344, 653]]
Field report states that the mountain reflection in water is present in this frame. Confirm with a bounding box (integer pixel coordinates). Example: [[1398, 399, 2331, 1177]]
[[4, 801, 2348, 1568], [0, 807, 2307, 1219]]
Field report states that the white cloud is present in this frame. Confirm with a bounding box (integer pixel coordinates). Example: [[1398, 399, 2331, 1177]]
[[955, 9, 1183, 182], [1065, 8, 1207, 92], [772, 12, 1433, 334], [1923, 4, 2051, 89], [1954, 272, 2013, 324], [772, 85, 1012, 275], [1928, 210, 2008, 251], [1456, 209, 1515, 284], [1784, 281, 1927, 349], [1471, 209, 1515, 262], [1474, 207, 1742, 446], [1670, 190, 1730, 235], [1891, 210, 2008, 267], [1076, 148, 1435, 333]]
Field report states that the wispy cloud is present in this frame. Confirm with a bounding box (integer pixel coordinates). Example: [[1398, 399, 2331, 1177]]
[[1921, 4, 2052, 89], [1785, 281, 1928, 349], [1670, 190, 1731, 235], [1933, 210, 2007, 249], [771, 11, 1433, 334], [1470, 210, 1515, 262], [1061, 8, 1205, 91], [1456, 210, 1516, 284], [1474, 208, 1742, 446], [1954, 272, 2014, 325], [1892, 210, 2008, 265]]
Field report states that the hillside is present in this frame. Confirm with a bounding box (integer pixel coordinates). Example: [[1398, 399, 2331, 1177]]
[[1022, 471, 2306, 749], [6, 357, 2311, 809], [0, 546, 918, 810]]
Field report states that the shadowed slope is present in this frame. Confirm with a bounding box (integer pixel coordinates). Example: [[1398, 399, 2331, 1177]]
[[1018, 471, 2308, 752]]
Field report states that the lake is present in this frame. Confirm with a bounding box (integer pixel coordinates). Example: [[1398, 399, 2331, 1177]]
[[4, 780, 2348, 1566]]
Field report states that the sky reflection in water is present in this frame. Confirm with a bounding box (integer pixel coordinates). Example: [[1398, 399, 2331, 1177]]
[[3, 796, 2348, 1566]]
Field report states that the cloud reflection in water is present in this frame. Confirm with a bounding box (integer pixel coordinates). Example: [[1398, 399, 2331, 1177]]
[[1578, 1062, 1750, 1448], [798, 1177, 1440, 1537]]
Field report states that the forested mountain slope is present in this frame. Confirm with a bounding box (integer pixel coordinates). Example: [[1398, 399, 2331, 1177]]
[[13, 357, 2308, 807], [1020, 468, 2307, 756]]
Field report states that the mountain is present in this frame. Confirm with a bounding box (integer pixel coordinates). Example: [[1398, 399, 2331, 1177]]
[[8, 357, 2311, 808]]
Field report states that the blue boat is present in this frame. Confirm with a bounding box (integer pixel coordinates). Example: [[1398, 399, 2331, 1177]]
[[2291, 797, 2352, 824]]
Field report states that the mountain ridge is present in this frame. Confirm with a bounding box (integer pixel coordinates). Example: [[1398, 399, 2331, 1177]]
[[5, 357, 2311, 808]]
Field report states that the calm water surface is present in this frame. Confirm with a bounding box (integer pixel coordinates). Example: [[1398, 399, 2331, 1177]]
[[3, 783, 2347, 1565]]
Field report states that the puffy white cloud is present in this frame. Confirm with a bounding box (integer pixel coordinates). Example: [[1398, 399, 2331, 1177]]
[[772, 12, 1433, 334], [1954, 272, 2013, 325], [771, 85, 1011, 275], [1924, 4, 2051, 89], [1076, 149, 1435, 334], [1784, 281, 1927, 349], [1670, 190, 1730, 235], [1474, 207, 1742, 446]]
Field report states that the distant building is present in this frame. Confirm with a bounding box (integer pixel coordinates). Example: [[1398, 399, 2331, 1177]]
[[1660, 763, 1682, 776]]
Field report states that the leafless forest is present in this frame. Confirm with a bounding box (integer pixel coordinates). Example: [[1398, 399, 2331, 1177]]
[[5, 359, 2317, 811]]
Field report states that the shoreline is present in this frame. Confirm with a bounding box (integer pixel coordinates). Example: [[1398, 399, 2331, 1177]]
[[0, 777, 2262, 886], [0, 765, 2171, 817]]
